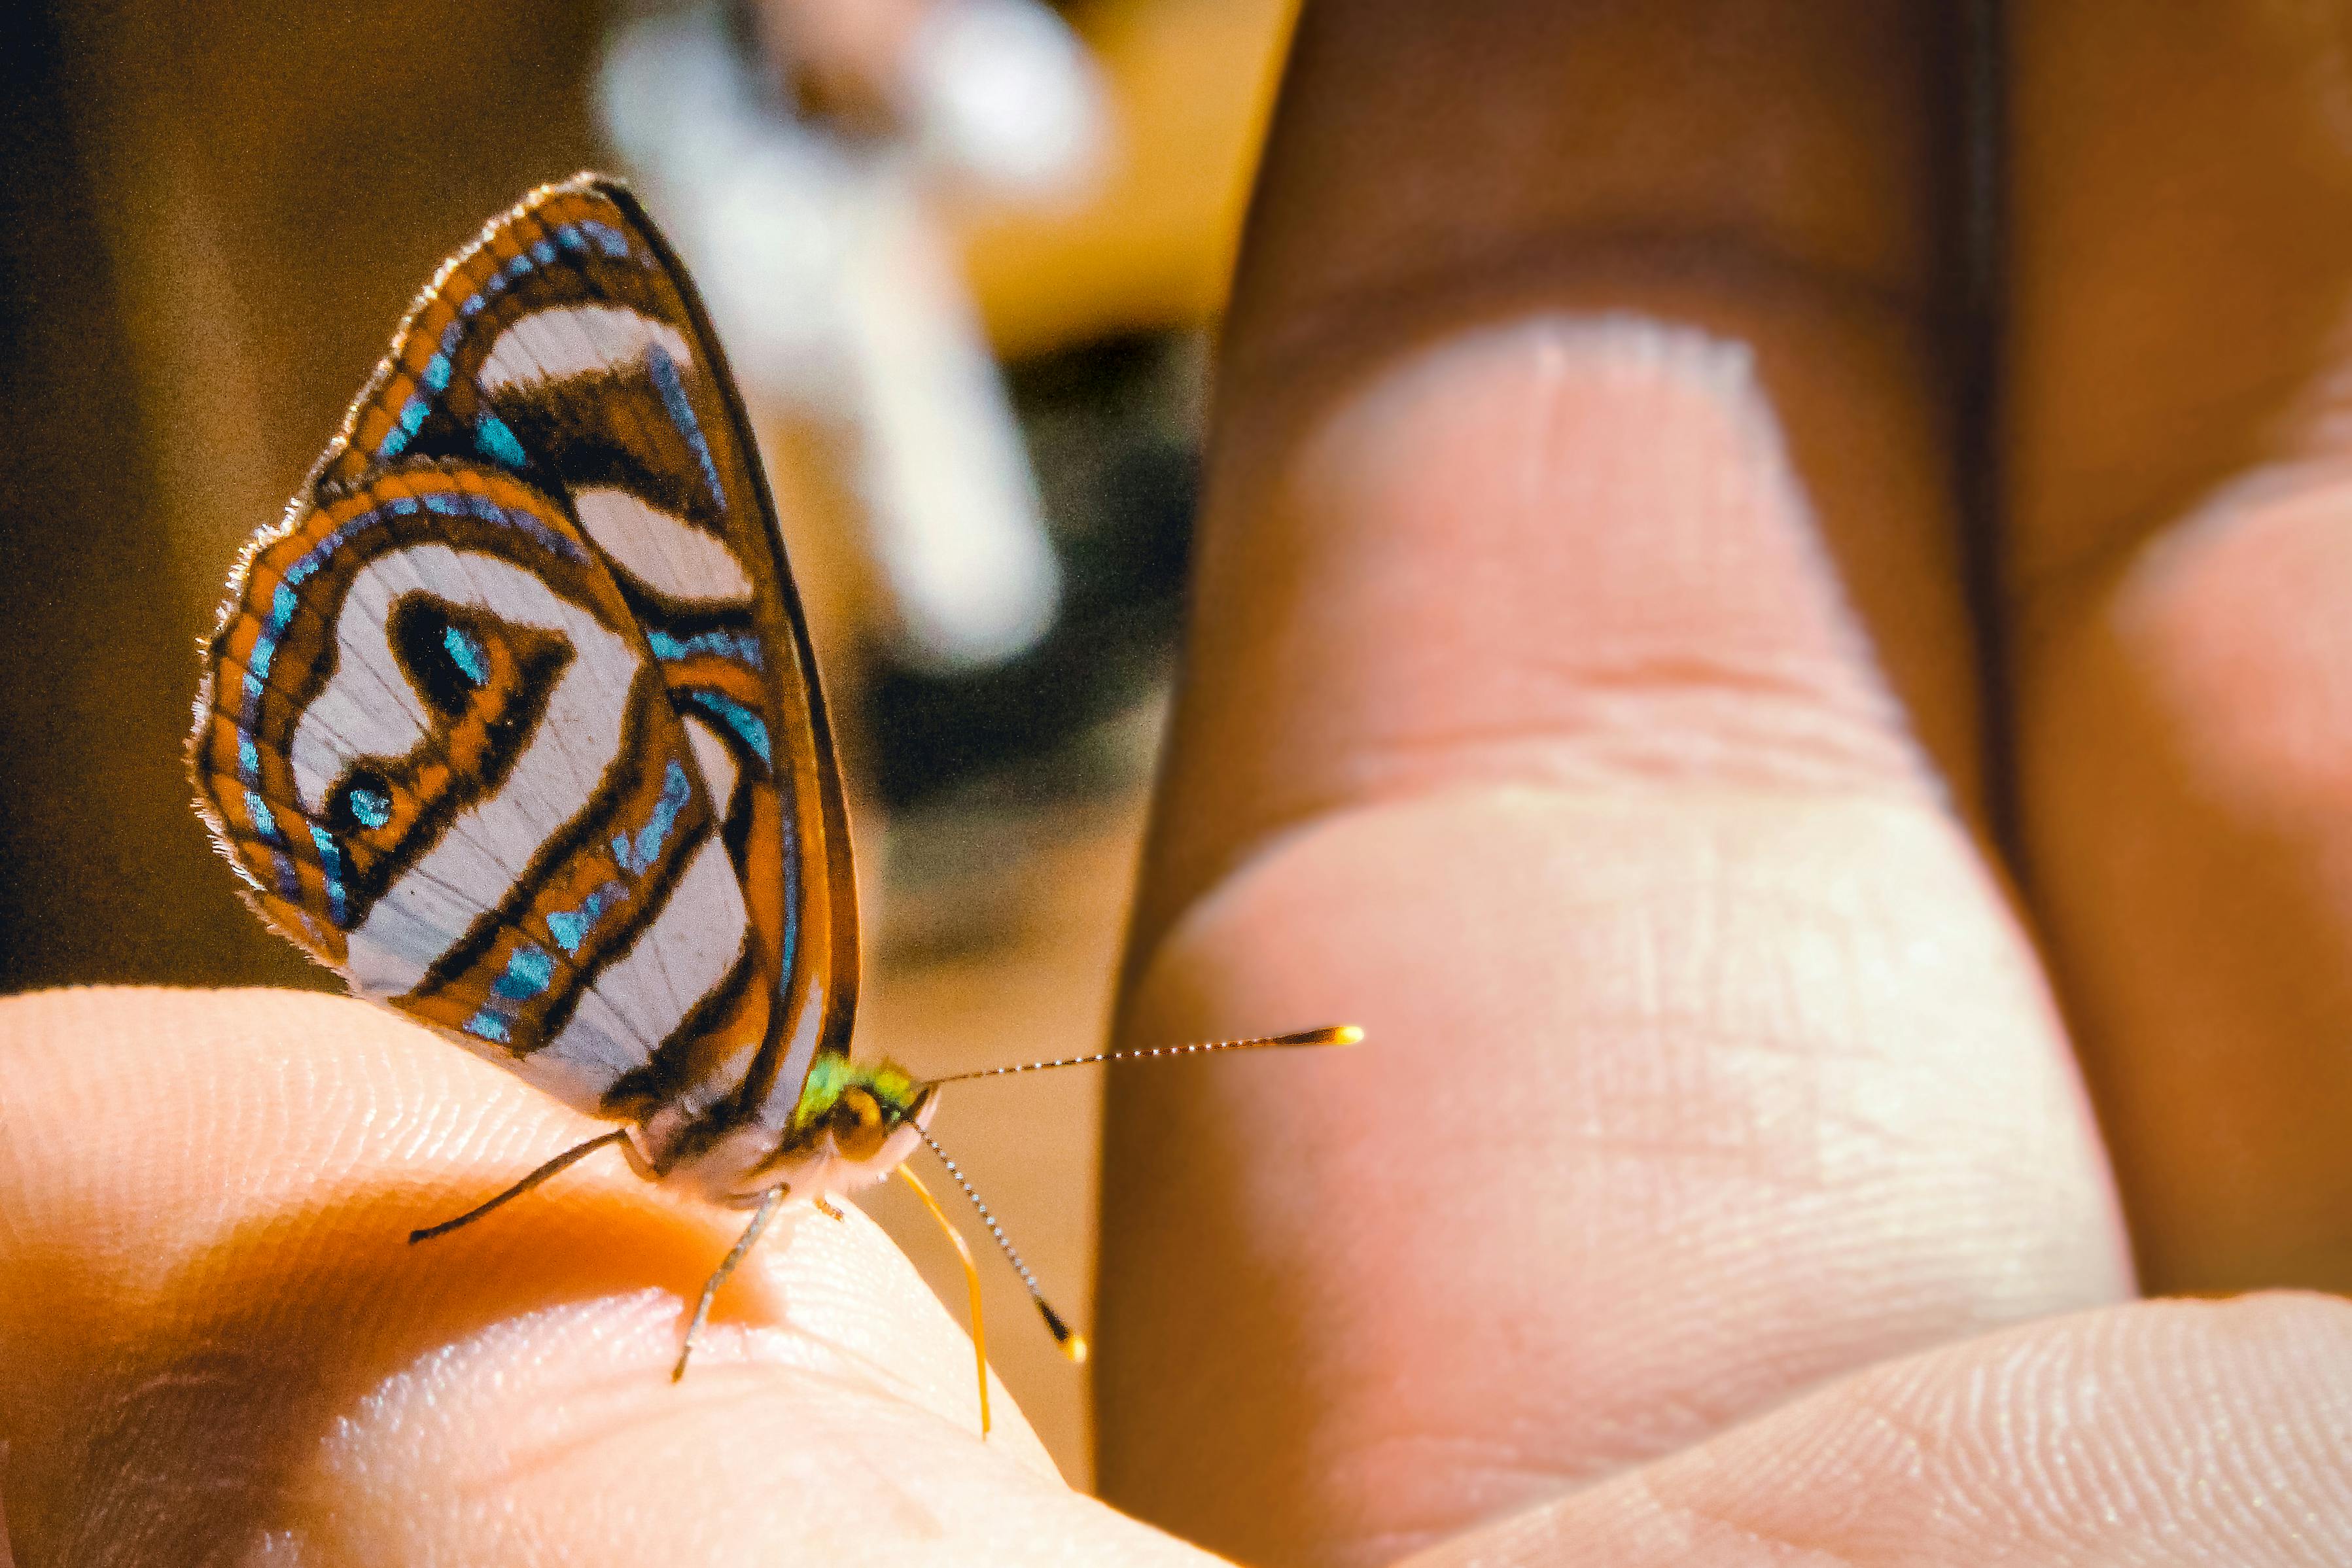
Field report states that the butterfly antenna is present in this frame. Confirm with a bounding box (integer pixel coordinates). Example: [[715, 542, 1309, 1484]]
[[924, 1024, 1362, 1087], [913, 1126, 1089, 1364]]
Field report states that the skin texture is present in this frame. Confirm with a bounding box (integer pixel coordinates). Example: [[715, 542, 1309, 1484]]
[[1095, 0, 2352, 1563], [0, 989, 1185, 1568], [10, 1, 2352, 1563]]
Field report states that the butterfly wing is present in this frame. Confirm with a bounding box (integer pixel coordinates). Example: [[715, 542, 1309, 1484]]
[[190, 176, 858, 1163]]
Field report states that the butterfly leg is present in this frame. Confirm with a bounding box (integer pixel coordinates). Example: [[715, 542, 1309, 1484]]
[[408, 1128, 631, 1244], [673, 1183, 788, 1382], [896, 1164, 992, 1438], [814, 1196, 847, 1221]]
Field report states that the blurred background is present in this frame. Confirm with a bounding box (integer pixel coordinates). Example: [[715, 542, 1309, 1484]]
[[0, 0, 1302, 1482]]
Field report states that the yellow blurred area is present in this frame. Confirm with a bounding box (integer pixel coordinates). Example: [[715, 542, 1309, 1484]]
[[953, 0, 1299, 356]]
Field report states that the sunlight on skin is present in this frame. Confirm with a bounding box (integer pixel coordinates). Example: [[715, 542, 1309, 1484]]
[[0, 990, 1204, 1568]]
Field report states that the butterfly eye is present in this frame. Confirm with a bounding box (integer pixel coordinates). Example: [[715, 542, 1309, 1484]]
[[330, 769, 397, 835], [833, 1088, 890, 1160]]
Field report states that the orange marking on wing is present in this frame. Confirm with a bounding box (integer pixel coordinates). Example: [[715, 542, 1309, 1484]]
[[661, 654, 767, 707], [737, 782, 786, 979]]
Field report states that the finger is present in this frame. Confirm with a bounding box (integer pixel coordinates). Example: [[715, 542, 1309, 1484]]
[[0, 988, 1212, 1568], [1101, 3, 2128, 1564], [2005, 2, 2352, 1290], [1400, 1291, 2352, 1567]]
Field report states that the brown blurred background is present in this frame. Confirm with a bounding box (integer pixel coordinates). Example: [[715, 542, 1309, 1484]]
[[0, 0, 1298, 1483]]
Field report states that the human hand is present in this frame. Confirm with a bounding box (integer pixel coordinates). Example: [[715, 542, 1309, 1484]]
[[10, 3, 2352, 1565], [0, 988, 1178, 1565], [1095, 1, 2352, 1563]]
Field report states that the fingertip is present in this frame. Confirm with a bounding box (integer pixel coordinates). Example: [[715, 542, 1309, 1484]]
[[0, 987, 1103, 1564]]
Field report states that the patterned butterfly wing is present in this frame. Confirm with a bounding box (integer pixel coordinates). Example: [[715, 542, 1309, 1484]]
[[190, 175, 859, 1191]]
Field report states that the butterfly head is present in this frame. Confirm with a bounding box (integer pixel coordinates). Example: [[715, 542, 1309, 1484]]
[[767, 1055, 938, 1197]]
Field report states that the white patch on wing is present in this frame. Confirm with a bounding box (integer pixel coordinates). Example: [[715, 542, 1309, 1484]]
[[572, 487, 752, 603], [289, 544, 641, 998], [476, 304, 695, 394], [682, 714, 737, 820], [545, 829, 748, 1103]]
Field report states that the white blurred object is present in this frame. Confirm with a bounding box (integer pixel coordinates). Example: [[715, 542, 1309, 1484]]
[[598, 4, 1106, 672], [906, 0, 1107, 196]]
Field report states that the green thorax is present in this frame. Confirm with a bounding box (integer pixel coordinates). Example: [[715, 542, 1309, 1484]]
[[790, 1055, 924, 1131]]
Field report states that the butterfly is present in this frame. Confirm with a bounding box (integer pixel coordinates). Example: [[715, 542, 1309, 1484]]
[[187, 173, 1356, 1432]]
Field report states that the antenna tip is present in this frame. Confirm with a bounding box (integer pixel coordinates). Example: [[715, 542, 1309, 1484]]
[[1038, 1299, 1087, 1361], [1277, 1024, 1363, 1047]]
